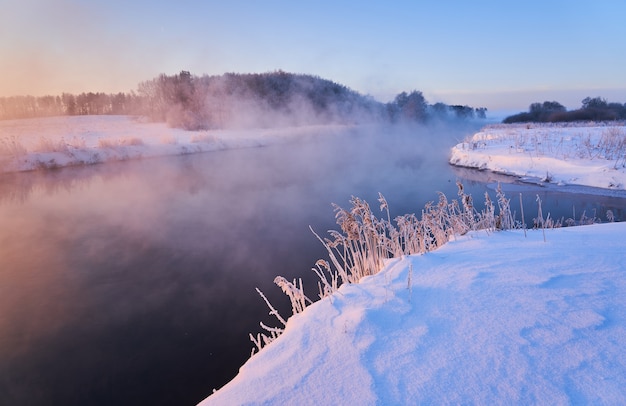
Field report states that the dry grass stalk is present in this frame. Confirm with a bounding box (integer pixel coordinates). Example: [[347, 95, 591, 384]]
[[251, 182, 521, 354]]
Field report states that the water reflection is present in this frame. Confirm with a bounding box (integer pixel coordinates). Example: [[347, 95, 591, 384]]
[[1, 153, 319, 405], [1, 124, 625, 405]]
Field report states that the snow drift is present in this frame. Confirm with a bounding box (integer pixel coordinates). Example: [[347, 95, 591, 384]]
[[200, 223, 626, 405]]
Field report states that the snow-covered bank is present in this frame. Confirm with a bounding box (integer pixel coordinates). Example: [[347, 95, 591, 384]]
[[450, 123, 626, 191], [0, 115, 355, 173], [201, 223, 626, 405]]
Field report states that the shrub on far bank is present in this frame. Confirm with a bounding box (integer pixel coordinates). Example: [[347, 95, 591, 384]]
[[504, 97, 626, 123]]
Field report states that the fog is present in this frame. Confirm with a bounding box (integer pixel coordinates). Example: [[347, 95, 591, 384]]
[[135, 71, 485, 132], [0, 120, 490, 404], [3, 120, 624, 405]]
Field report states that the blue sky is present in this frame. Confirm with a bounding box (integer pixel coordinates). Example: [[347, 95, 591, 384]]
[[1, 0, 625, 111]]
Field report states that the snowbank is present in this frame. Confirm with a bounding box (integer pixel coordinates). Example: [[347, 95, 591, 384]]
[[201, 223, 626, 405], [0, 115, 355, 173], [449, 123, 626, 191]]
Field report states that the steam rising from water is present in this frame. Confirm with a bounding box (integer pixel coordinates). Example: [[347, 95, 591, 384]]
[[3, 121, 623, 404], [1, 122, 482, 404]]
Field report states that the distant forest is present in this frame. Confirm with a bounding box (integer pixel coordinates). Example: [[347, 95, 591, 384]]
[[503, 97, 626, 123], [0, 71, 486, 129]]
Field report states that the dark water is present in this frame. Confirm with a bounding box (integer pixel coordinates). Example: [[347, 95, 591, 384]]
[[1, 124, 625, 405]]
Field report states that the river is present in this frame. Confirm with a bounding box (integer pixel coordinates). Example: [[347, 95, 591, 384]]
[[1, 123, 625, 405]]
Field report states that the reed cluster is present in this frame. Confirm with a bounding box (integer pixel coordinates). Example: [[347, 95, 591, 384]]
[[250, 182, 524, 355], [250, 182, 619, 355]]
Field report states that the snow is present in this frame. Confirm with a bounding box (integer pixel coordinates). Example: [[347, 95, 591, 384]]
[[449, 122, 626, 190], [3, 116, 625, 404], [0, 115, 354, 173], [201, 223, 626, 405], [200, 122, 626, 405]]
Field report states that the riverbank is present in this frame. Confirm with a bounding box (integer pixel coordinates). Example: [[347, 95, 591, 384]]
[[0, 115, 355, 173], [201, 222, 626, 404], [449, 122, 626, 191]]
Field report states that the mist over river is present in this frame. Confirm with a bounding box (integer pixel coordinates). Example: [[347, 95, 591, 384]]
[[1, 123, 625, 405]]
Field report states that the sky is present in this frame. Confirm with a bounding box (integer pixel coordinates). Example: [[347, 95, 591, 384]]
[[1, 0, 626, 112]]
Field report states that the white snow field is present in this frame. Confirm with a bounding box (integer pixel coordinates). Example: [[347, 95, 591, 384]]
[[450, 122, 626, 191], [0, 115, 353, 173], [201, 223, 626, 405]]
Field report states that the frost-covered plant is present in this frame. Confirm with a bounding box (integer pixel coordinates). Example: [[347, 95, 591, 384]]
[[607, 210, 615, 222], [496, 184, 515, 230], [274, 276, 312, 315], [0, 136, 27, 157], [251, 276, 312, 355], [33, 136, 69, 153], [311, 259, 339, 300], [67, 136, 87, 149], [577, 210, 599, 226], [601, 127, 626, 168], [535, 195, 546, 242], [250, 288, 286, 356], [250, 183, 520, 354], [480, 192, 496, 231], [457, 181, 476, 230], [98, 138, 117, 148], [97, 137, 144, 148]]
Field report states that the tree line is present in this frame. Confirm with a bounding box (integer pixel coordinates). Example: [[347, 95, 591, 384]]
[[136, 71, 487, 129], [503, 97, 626, 123], [0, 92, 144, 120], [0, 71, 487, 128]]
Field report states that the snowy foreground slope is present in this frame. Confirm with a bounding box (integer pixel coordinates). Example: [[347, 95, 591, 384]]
[[450, 123, 626, 191], [201, 223, 626, 405], [0, 115, 351, 173]]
